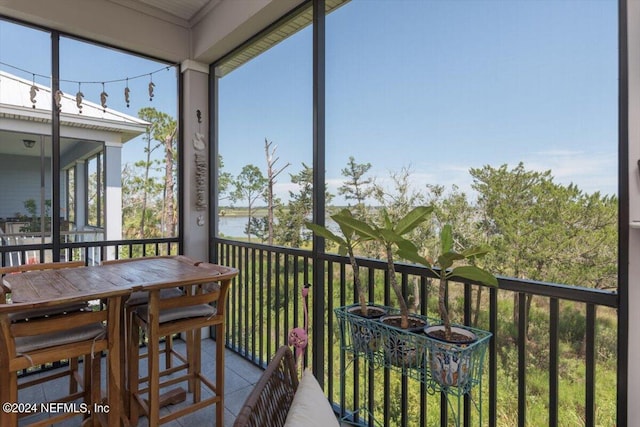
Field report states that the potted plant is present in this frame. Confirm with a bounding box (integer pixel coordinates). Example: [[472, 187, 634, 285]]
[[306, 209, 388, 354], [306, 209, 383, 318], [333, 205, 434, 367], [399, 223, 498, 389]]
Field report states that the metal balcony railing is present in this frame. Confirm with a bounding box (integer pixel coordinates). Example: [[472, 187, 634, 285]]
[[215, 238, 620, 427], [1, 237, 621, 426]]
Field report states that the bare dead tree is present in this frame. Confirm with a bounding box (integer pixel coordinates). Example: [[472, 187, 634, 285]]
[[264, 139, 290, 245]]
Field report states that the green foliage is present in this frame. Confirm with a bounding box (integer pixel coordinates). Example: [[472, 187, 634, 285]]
[[338, 156, 374, 218], [231, 164, 267, 241], [306, 208, 377, 314], [332, 205, 434, 328], [18, 199, 51, 232]]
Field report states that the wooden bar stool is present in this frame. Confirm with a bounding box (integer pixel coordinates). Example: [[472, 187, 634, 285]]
[[0, 261, 89, 404], [101, 256, 198, 372], [127, 262, 237, 426], [0, 293, 124, 427]]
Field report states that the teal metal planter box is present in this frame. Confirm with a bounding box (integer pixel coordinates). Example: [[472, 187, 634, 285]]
[[335, 304, 492, 426]]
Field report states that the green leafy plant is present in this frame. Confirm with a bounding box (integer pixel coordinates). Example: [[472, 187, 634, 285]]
[[399, 224, 498, 340], [331, 205, 434, 329], [19, 199, 52, 233], [306, 209, 375, 316]]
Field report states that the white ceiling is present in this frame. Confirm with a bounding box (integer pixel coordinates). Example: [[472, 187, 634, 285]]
[[136, 0, 212, 21], [108, 0, 223, 26]]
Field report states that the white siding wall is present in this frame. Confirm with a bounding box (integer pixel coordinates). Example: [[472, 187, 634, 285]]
[[0, 154, 51, 219]]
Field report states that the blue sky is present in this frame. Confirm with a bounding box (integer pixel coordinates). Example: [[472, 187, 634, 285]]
[[1, 1, 618, 206], [219, 0, 617, 204]]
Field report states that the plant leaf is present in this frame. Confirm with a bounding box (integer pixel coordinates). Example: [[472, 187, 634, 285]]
[[380, 228, 403, 243], [305, 222, 346, 246], [396, 243, 429, 266], [450, 265, 498, 287], [332, 213, 379, 240], [437, 251, 464, 270], [394, 206, 434, 235], [440, 224, 453, 254], [396, 237, 419, 253], [461, 245, 491, 259]]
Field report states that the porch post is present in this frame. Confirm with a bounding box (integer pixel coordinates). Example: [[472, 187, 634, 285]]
[[104, 140, 123, 244], [181, 60, 210, 262], [624, 0, 636, 424], [312, 0, 326, 385]]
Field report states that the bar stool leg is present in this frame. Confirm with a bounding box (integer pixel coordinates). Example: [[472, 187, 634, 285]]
[[147, 295, 161, 427], [4, 373, 18, 427], [193, 329, 202, 402], [70, 356, 79, 395], [215, 323, 225, 427], [90, 354, 101, 427], [128, 318, 141, 426], [165, 335, 173, 370], [186, 329, 196, 396]]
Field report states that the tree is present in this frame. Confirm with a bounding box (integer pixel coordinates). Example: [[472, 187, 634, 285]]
[[470, 162, 617, 336], [218, 155, 233, 203], [137, 107, 177, 238], [275, 163, 333, 247], [122, 162, 163, 239], [231, 164, 267, 242], [339, 156, 374, 218], [264, 139, 290, 245]]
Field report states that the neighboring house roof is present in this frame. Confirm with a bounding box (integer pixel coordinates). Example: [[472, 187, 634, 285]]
[[0, 70, 149, 142]]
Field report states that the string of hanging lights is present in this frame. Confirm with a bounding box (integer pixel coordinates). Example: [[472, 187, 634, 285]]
[[0, 60, 177, 113]]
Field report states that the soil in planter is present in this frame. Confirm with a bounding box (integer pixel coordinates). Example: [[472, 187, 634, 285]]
[[349, 306, 386, 319], [426, 328, 477, 345], [382, 316, 426, 332]]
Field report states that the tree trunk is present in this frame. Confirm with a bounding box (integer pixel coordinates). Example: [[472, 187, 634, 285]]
[[387, 244, 408, 329], [473, 286, 482, 327], [139, 133, 152, 238], [163, 130, 176, 237]]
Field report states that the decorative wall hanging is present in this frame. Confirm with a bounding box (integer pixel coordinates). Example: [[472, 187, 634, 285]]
[[125, 78, 131, 107], [29, 74, 38, 109], [100, 82, 108, 111], [148, 75, 155, 101], [54, 90, 63, 113], [0, 60, 177, 111], [75, 83, 84, 113], [194, 153, 207, 212]]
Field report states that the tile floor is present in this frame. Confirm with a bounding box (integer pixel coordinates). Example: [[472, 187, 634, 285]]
[[16, 338, 264, 426]]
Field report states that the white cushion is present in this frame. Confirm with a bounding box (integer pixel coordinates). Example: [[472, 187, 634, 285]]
[[284, 368, 339, 427]]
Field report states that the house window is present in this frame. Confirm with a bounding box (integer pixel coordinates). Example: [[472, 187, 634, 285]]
[[86, 152, 104, 228], [65, 167, 75, 228]]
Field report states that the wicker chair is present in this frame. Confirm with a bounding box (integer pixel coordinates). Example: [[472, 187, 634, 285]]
[[233, 346, 299, 427]]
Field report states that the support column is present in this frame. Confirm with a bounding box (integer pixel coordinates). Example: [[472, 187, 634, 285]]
[[181, 60, 210, 262], [104, 141, 123, 243], [625, 0, 636, 424]]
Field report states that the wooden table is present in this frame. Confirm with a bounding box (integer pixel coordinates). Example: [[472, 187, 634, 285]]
[[3, 257, 237, 427], [6, 257, 234, 303]]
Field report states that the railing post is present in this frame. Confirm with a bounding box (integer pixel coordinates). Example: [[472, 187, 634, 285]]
[[311, 0, 326, 386]]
